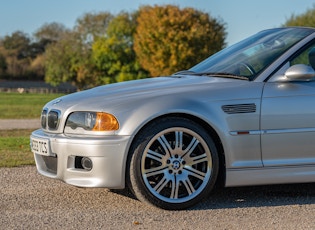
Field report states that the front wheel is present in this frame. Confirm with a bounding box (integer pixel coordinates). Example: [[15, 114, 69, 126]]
[[128, 117, 219, 210]]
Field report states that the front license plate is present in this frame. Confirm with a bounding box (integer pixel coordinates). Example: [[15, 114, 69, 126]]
[[31, 137, 51, 156]]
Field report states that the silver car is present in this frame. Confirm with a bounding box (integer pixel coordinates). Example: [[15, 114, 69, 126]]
[[31, 27, 315, 210]]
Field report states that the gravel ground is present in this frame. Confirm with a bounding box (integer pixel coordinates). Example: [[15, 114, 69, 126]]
[[1, 166, 315, 229]]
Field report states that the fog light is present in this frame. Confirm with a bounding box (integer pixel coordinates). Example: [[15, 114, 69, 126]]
[[81, 157, 93, 171]]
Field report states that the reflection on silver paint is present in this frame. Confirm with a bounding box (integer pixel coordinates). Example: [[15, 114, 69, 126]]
[[230, 127, 315, 136]]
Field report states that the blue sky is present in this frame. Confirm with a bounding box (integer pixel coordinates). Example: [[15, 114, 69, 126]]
[[0, 0, 314, 45]]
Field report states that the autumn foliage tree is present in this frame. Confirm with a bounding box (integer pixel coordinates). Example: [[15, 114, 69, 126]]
[[134, 5, 226, 77]]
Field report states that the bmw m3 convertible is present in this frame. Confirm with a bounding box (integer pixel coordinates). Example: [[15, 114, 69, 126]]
[[31, 27, 315, 209]]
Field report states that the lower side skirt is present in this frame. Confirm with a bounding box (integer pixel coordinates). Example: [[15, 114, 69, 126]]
[[226, 165, 315, 187]]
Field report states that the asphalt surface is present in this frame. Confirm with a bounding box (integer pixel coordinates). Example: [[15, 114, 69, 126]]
[[0, 119, 40, 130], [1, 166, 315, 229]]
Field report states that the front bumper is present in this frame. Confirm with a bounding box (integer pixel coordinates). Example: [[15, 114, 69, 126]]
[[31, 129, 131, 189]]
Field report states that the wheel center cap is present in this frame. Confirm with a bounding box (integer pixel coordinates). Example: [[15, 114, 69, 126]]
[[172, 161, 181, 170]]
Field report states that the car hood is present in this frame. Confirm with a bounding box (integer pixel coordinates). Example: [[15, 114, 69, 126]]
[[46, 75, 256, 112]]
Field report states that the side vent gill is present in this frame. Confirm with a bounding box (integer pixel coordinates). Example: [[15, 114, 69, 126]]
[[222, 103, 256, 114]]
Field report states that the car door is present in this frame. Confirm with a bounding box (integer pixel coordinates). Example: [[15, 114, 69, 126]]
[[261, 43, 315, 167]]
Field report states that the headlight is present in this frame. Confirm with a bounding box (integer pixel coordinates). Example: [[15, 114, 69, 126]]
[[65, 112, 119, 133]]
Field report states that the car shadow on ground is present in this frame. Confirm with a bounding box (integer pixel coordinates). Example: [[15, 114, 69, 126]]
[[111, 183, 315, 210], [193, 183, 315, 210]]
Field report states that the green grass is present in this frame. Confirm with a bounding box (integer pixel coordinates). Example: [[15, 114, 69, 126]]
[[0, 129, 34, 167], [0, 93, 65, 167], [0, 93, 64, 119]]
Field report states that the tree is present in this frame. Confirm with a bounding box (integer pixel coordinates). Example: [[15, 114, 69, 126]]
[[134, 5, 227, 77], [2, 31, 31, 60], [0, 31, 35, 79], [44, 12, 116, 89], [44, 30, 98, 89], [92, 12, 147, 84], [30, 54, 45, 77], [34, 22, 69, 44], [0, 53, 7, 74], [25, 23, 70, 80], [2, 31, 30, 51], [284, 6, 315, 27], [75, 12, 113, 44], [43, 13, 116, 89]]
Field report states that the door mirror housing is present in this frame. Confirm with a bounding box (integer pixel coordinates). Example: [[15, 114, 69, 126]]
[[285, 64, 315, 81]]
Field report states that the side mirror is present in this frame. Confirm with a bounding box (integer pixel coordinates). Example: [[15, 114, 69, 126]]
[[285, 64, 315, 81]]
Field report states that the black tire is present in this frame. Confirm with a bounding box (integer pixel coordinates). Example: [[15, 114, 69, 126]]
[[128, 117, 219, 210]]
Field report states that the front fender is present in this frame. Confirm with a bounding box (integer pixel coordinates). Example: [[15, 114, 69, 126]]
[[115, 94, 263, 170]]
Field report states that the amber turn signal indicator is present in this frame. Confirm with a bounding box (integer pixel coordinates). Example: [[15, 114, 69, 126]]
[[92, 112, 119, 131]]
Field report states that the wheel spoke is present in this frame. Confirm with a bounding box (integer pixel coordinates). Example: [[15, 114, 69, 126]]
[[158, 135, 173, 157], [175, 131, 183, 150], [170, 177, 179, 199], [185, 153, 208, 165], [192, 153, 208, 165], [182, 177, 195, 195], [146, 149, 164, 163], [182, 137, 199, 157], [144, 165, 167, 177], [154, 175, 170, 193], [184, 167, 207, 181]]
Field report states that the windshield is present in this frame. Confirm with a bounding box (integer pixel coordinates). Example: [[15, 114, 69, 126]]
[[188, 27, 314, 81]]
